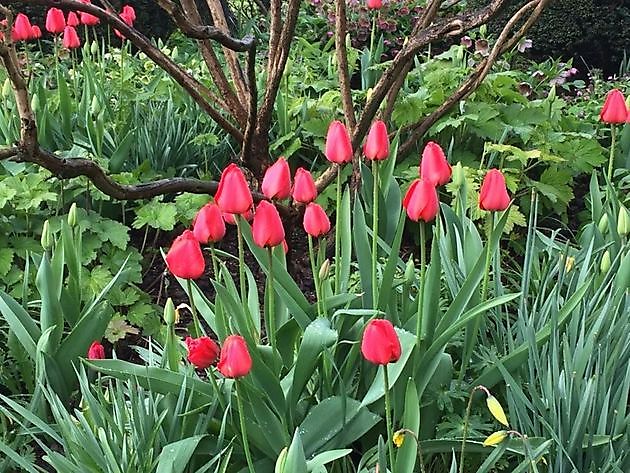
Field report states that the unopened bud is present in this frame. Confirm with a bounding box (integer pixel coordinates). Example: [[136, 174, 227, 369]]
[[30, 93, 39, 112], [90, 95, 100, 115], [163, 298, 176, 325], [68, 203, 78, 227], [451, 162, 465, 188], [598, 213, 608, 234], [90, 40, 99, 56], [41, 220, 52, 250], [562, 255, 575, 273], [404, 257, 415, 283], [617, 206, 629, 236], [600, 250, 611, 273], [318, 259, 331, 281], [2, 78, 11, 98]]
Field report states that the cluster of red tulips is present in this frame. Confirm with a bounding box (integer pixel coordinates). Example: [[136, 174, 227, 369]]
[[0, 2, 135, 48]]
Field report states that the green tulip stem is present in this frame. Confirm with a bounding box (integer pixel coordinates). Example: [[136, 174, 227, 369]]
[[415, 222, 427, 351], [370, 13, 377, 69], [236, 216, 246, 303], [308, 235, 322, 317], [210, 244, 219, 282], [372, 160, 380, 309], [267, 248, 276, 347], [235, 380, 256, 473], [334, 166, 342, 294], [383, 364, 396, 473], [207, 367, 226, 410], [459, 386, 482, 473], [186, 278, 201, 338], [607, 124, 617, 181]]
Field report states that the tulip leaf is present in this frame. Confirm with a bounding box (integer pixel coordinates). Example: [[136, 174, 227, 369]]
[[36, 252, 63, 349], [361, 327, 416, 407], [288, 318, 338, 409], [306, 449, 353, 472], [155, 435, 205, 473], [282, 430, 308, 473], [299, 396, 380, 458], [377, 211, 406, 312], [353, 198, 373, 308], [0, 289, 40, 359], [395, 379, 420, 473]]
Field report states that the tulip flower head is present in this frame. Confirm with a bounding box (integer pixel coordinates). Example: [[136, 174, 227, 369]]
[[361, 319, 401, 365], [165, 229, 205, 279], [11, 14, 34, 42], [217, 335, 252, 378], [62, 26, 81, 49], [420, 141, 451, 186], [87, 341, 105, 360], [367, 0, 383, 8], [114, 5, 136, 38], [303, 202, 331, 237], [252, 201, 285, 248], [192, 202, 226, 244], [79, 0, 100, 26], [363, 120, 389, 161], [215, 163, 253, 215], [67, 12, 80, 27], [325, 120, 353, 164], [185, 336, 220, 369], [45, 8, 66, 34], [402, 178, 439, 222], [478, 169, 511, 212], [31, 25, 42, 39], [262, 157, 292, 200], [600, 89, 628, 124], [292, 168, 318, 203]]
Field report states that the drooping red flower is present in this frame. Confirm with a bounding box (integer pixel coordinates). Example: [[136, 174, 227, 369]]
[[252, 201, 285, 248], [325, 120, 353, 164], [292, 168, 318, 203], [214, 163, 253, 215], [478, 169, 511, 212], [45, 8, 66, 34], [78, 0, 100, 26], [402, 179, 439, 222], [11, 13, 33, 42], [599, 89, 628, 124], [217, 335, 252, 378], [361, 319, 401, 365], [420, 141, 451, 186], [193, 203, 226, 244], [67, 12, 80, 27], [262, 157, 292, 200], [363, 120, 389, 161], [62, 26, 81, 49], [185, 336, 220, 369], [303, 203, 331, 238], [87, 341, 105, 360], [165, 230, 205, 279]]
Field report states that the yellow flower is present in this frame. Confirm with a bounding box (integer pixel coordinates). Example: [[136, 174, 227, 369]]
[[483, 430, 508, 447], [486, 395, 509, 427], [393, 430, 405, 448], [563, 255, 575, 273]]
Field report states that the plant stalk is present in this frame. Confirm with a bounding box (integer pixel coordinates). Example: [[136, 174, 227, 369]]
[[236, 216, 246, 303], [186, 278, 201, 338], [308, 234, 322, 317], [383, 364, 396, 473], [267, 247, 276, 347], [334, 167, 342, 294], [236, 380, 255, 473], [415, 222, 427, 351], [607, 124, 617, 181], [372, 160, 380, 309], [459, 387, 480, 473]]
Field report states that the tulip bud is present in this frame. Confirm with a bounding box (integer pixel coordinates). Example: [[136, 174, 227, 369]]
[[478, 169, 511, 212], [598, 213, 609, 234], [163, 298, 176, 325], [87, 341, 105, 360], [292, 168, 318, 204], [451, 162, 465, 189], [90, 95, 100, 115], [185, 336, 220, 369], [193, 202, 226, 244], [325, 120, 353, 164], [262, 157, 292, 200], [252, 201, 285, 248], [217, 335, 252, 378], [420, 141, 451, 186], [600, 250, 611, 273], [2, 79, 11, 98], [404, 257, 415, 283], [617, 206, 629, 236], [402, 179, 439, 222], [30, 93, 39, 113], [303, 202, 331, 238], [363, 120, 389, 161], [68, 202, 78, 227], [214, 163, 253, 215], [563, 255, 575, 273], [165, 230, 205, 279], [91, 40, 99, 56], [600, 89, 628, 124], [41, 220, 53, 250], [318, 259, 331, 281], [275, 447, 288, 472]]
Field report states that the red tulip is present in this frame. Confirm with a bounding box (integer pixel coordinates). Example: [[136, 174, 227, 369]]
[[420, 141, 451, 186], [217, 335, 252, 378], [292, 168, 318, 203], [185, 336, 220, 369], [262, 157, 292, 200], [303, 203, 331, 237], [361, 319, 401, 365], [166, 229, 205, 279], [600, 89, 628, 124], [67, 12, 80, 27], [87, 341, 105, 360], [121, 5, 137, 22], [281, 239, 289, 254], [62, 26, 81, 49], [193, 203, 226, 244], [402, 179, 439, 222], [223, 208, 253, 225], [45, 8, 66, 34], [479, 169, 511, 212], [252, 201, 285, 248], [363, 120, 389, 161], [11, 13, 33, 42], [79, 0, 100, 26], [325, 120, 353, 164], [214, 163, 253, 215], [31, 25, 42, 39], [367, 0, 383, 9]]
